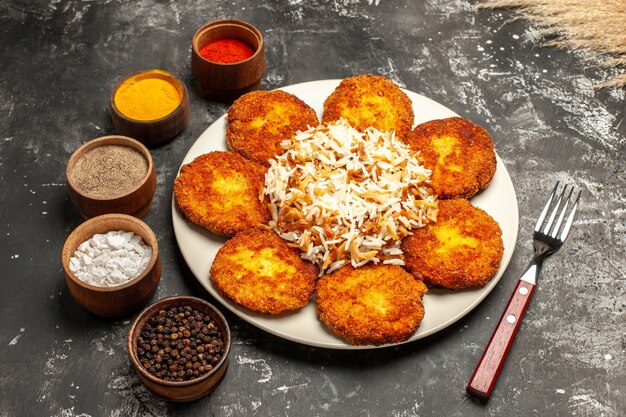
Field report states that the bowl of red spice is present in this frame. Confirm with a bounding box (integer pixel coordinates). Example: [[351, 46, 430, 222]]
[[127, 296, 231, 402], [191, 19, 266, 101], [66, 135, 156, 219], [110, 69, 190, 145]]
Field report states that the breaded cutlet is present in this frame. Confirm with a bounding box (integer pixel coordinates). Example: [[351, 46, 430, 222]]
[[173, 151, 270, 236], [316, 264, 428, 346], [322, 74, 414, 139], [210, 229, 318, 314], [403, 117, 496, 199], [401, 198, 503, 289], [227, 90, 319, 166]]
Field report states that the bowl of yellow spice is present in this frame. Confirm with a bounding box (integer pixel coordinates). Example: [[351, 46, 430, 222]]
[[111, 69, 189, 145]]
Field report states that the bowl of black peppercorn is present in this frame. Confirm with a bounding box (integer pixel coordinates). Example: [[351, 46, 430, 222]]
[[127, 296, 231, 402]]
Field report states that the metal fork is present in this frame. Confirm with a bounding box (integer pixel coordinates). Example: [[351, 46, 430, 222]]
[[466, 182, 581, 401]]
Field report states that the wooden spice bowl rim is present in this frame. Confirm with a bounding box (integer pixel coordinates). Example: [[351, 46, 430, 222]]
[[61, 213, 160, 293], [127, 295, 231, 387], [192, 19, 264, 66], [110, 69, 188, 124], [66, 135, 154, 202]]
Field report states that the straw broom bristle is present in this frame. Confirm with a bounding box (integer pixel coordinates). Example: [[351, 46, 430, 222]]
[[478, 0, 626, 88]]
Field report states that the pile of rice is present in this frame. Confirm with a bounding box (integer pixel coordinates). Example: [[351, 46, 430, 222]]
[[264, 119, 438, 274]]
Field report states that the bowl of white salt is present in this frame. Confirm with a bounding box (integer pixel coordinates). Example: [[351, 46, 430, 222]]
[[61, 213, 161, 317]]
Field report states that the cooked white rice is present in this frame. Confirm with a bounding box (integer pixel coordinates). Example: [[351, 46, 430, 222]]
[[264, 119, 438, 274]]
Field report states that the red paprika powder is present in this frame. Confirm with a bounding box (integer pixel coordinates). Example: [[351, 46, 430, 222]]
[[199, 39, 255, 64]]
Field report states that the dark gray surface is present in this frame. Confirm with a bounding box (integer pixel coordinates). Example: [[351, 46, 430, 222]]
[[1, 1, 624, 416]]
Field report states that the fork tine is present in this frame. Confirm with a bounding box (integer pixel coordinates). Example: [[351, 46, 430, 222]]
[[559, 190, 581, 241], [550, 186, 574, 238], [543, 185, 566, 235], [534, 182, 559, 232]]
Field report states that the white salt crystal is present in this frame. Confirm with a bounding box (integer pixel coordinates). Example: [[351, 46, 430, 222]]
[[106, 234, 126, 250], [69, 230, 152, 287], [109, 249, 125, 258], [92, 234, 106, 245], [128, 233, 141, 245], [109, 269, 127, 284], [69, 257, 81, 273], [77, 241, 90, 253]]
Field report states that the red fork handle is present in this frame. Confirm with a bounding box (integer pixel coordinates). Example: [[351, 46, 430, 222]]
[[466, 279, 536, 401]]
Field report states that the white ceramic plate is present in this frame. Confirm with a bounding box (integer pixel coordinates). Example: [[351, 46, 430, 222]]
[[172, 79, 519, 349]]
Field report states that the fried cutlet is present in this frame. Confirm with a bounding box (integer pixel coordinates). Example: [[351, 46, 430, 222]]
[[316, 264, 428, 346], [226, 90, 319, 166], [322, 74, 414, 139], [210, 229, 318, 314], [401, 199, 503, 289], [403, 117, 496, 199], [173, 151, 270, 236]]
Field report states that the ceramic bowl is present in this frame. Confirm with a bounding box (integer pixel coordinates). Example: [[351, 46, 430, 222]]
[[110, 69, 189, 145], [191, 19, 266, 101], [66, 135, 156, 219], [61, 214, 161, 317], [127, 296, 231, 402]]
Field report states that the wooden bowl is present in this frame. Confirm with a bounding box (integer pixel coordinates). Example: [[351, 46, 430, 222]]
[[127, 296, 231, 402], [61, 214, 161, 317], [110, 69, 189, 145], [66, 135, 156, 219], [191, 19, 266, 101]]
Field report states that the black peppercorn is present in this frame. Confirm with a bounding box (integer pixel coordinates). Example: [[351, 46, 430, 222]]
[[135, 305, 226, 382]]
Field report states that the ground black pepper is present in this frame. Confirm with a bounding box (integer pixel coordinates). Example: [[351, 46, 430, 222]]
[[136, 305, 224, 382], [71, 145, 148, 199]]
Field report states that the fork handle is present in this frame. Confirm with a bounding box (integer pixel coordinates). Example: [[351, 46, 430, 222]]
[[466, 279, 536, 401]]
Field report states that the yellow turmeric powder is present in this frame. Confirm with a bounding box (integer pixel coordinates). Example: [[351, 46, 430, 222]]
[[114, 70, 182, 121]]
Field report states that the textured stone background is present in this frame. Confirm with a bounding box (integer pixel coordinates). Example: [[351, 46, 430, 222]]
[[0, 0, 624, 416]]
